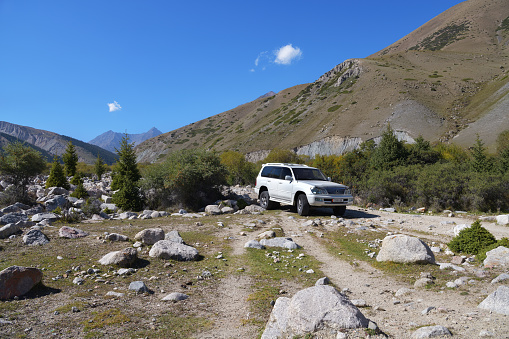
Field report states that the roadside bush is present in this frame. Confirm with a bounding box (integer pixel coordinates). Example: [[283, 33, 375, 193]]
[[448, 220, 497, 255], [141, 149, 226, 210], [220, 150, 257, 185]]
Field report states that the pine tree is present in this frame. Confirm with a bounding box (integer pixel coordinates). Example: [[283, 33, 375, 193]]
[[46, 156, 70, 189], [94, 154, 107, 180], [0, 141, 46, 203], [370, 125, 408, 170], [70, 173, 88, 199], [471, 135, 492, 173], [62, 141, 79, 177], [111, 134, 143, 211]]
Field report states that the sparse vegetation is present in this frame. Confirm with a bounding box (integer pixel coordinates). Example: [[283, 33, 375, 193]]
[[448, 220, 497, 255]]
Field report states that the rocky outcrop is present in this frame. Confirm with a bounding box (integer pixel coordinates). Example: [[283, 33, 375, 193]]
[[0, 266, 43, 300], [376, 234, 435, 264]]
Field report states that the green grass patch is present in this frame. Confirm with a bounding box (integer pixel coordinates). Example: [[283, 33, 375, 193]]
[[83, 308, 130, 331], [327, 105, 342, 112]]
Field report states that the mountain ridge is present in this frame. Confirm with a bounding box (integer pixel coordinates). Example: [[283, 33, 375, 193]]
[[89, 127, 162, 153], [135, 0, 509, 163]]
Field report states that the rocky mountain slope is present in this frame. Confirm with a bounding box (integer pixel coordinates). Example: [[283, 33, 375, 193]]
[[135, 0, 509, 163], [0, 121, 118, 165], [89, 127, 162, 153]]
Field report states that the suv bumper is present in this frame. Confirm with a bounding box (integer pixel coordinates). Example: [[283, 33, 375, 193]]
[[307, 195, 354, 207]]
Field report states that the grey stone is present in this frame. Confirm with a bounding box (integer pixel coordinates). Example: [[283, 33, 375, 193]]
[[100, 203, 118, 212], [376, 234, 435, 264], [129, 281, 151, 293], [258, 230, 276, 239], [44, 195, 67, 212], [47, 187, 69, 196], [491, 273, 509, 284], [0, 266, 43, 300], [59, 226, 88, 239], [315, 277, 331, 286], [221, 206, 235, 214], [395, 288, 414, 297], [134, 228, 164, 245], [484, 246, 509, 268], [73, 277, 84, 285], [244, 205, 265, 213], [0, 213, 27, 225], [165, 230, 184, 244], [149, 240, 199, 261], [453, 223, 470, 236], [496, 214, 509, 225], [105, 233, 129, 242], [261, 285, 370, 338], [119, 211, 137, 219], [411, 325, 452, 338], [98, 248, 138, 267], [0, 223, 20, 239], [205, 205, 222, 215], [414, 278, 434, 288], [478, 285, 509, 315], [22, 229, 49, 246], [150, 211, 161, 218], [260, 237, 301, 249], [161, 292, 189, 302], [106, 291, 124, 297], [244, 240, 265, 249], [31, 213, 59, 223]]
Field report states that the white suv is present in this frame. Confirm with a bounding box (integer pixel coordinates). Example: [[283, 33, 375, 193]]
[[254, 163, 353, 216]]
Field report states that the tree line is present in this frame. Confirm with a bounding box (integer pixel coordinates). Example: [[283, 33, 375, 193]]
[[1, 128, 509, 213]]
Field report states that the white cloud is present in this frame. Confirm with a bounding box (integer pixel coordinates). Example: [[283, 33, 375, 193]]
[[274, 44, 302, 65], [107, 101, 122, 112]]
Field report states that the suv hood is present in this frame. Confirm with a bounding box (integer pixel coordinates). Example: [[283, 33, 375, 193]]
[[297, 180, 347, 188]]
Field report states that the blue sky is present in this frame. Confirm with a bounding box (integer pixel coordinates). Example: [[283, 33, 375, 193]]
[[0, 0, 465, 143]]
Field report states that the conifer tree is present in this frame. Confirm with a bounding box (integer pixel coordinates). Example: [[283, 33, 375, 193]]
[[62, 141, 79, 177], [471, 135, 492, 173], [46, 156, 70, 189], [370, 125, 408, 170], [94, 154, 107, 180], [70, 172, 88, 199], [0, 141, 46, 203], [111, 134, 143, 211]]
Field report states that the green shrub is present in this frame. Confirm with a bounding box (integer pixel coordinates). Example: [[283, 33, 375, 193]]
[[448, 220, 497, 255]]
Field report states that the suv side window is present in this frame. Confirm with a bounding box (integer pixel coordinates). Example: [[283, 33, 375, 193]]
[[270, 167, 282, 179], [280, 167, 292, 179], [261, 166, 274, 178]]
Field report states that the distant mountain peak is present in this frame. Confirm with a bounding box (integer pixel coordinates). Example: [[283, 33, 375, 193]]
[[89, 128, 163, 153], [257, 91, 277, 100]]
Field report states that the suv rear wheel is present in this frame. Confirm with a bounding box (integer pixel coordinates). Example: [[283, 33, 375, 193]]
[[296, 194, 310, 216], [259, 191, 279, 210]]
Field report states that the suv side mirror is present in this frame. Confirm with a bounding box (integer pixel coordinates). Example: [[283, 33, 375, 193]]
[[285, 175, 293, 182], [327, 177, 331, 181]]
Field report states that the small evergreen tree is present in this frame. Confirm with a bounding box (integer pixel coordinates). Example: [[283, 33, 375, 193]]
[[46, 156, 70, 189], [111, 134, 143, 211], [94, 154, 107, 180], [370, 125, 408, 170], [62, 141, 79, 177], [0, 141, 46, 203], [448, 220, 496, 255], [70, 173, 88, 199]]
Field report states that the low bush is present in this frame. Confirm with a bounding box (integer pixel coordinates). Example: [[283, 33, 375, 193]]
[[448, 220, 497, 255]]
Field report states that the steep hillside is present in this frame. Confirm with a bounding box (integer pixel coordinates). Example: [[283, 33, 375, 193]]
[[0, 132, 54, 162], [136, 0, 509, 163], [0, 121, 118, 165], [89, 127, 162, 153]]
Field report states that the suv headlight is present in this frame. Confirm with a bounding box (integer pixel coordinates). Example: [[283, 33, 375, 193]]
[[345, 188, 351, 195], [311, 187, 327, 195]]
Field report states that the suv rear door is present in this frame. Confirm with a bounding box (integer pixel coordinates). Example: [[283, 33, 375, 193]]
[[277, 167, 294, 203]]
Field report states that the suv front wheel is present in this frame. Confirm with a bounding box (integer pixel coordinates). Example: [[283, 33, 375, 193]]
[[296, 194, 310, 216]]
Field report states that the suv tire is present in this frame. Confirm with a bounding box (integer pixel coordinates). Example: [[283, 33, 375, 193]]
[[333, 206, 346, 216], [260, 191, 278, 210], [297, 194, 310, 216]]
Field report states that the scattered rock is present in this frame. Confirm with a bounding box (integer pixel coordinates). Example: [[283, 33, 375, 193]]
[[205, 205, 222, 215], [450, 256, 464, 265], [483, 246, 509, 268], [165, 230, 184, 244], [134, 228, 165, 245], [411, 325, 452, 338], [104, 233, 129, 242], [161, 292, 189, 302], [244, 240, 265, 249], [259, 237, 301, 249], [395, 288, 414, 297], [99, 248, 138, 267], [106, 291, 124, 298], [0, 223, 20, 239], [315, 277, 330, 286], [149, 240, 199, 261], [59, 226, 88, 239], [496, 214, 509, 225], [73, 277, 84, 285], [128, 281, 151, 293], [491, 273, 509, 284], [478, 285, 509, 315], [262, 285, 371, 338], [258, 230, 276, 239], [22, 229, 49, 246], [376, 234, 435, 264], [0, 266, 43, 300]]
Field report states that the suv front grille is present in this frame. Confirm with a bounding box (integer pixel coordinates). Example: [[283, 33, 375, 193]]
[[325, 187, 346, 195]]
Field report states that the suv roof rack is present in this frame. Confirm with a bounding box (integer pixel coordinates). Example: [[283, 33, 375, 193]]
[[263, 163, 310, 167]]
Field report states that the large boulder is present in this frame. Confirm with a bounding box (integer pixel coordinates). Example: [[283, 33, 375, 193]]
[[0, 212, 28, 225], [205, 205, 222, 215], [262, 285, 370, 338], [134, 228, 165, 245], [59, 226, 88, 239], [165, 230, 184, 244], [260, 237, 301, 250], [31, 213, 59, 223], [23, 229, 50, 246], [478, 285, 509, 315], [483, 246, 509, 268], [496, 214, 509, 225], [0, 266, 43, 300], [99, 248, 138, 267], [149, 240, 199, 261], [411, 325, 452, 338], [0, 223, 20, 239], [44, 195, 68, 212], [376, 234, 435, 264]]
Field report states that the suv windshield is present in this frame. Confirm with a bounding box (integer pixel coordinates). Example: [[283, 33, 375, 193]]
[[292, 168, 327, 181]]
